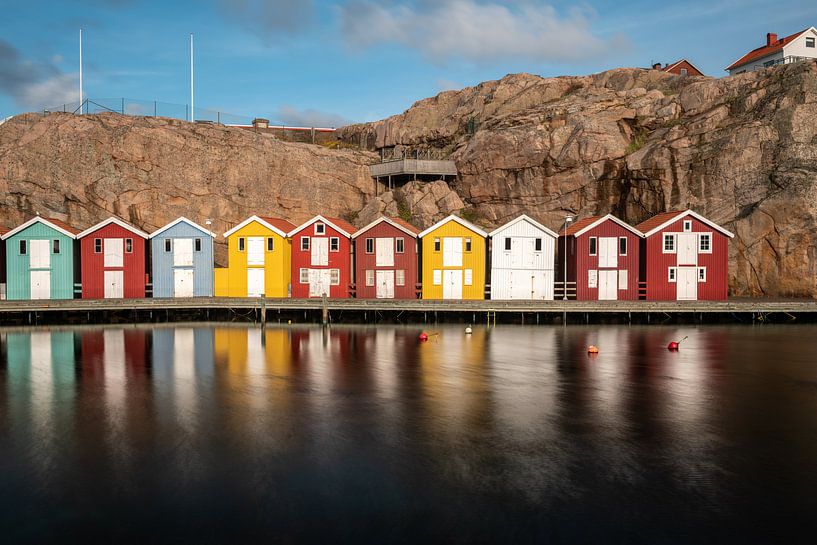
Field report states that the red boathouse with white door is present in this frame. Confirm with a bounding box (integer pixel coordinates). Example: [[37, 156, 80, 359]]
[[77, 217, 149, 299], [636, 210, 734, 301], [352, 216, 420, 299], [289, 215, 355, 298], [557, 214, 643, 301]]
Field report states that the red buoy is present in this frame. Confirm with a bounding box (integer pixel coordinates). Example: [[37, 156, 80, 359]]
[[419, 332, 428, 342], [667, 341, 679, 350]]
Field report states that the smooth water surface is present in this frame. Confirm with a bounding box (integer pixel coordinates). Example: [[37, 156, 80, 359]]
[[1, 324, 817, 543]]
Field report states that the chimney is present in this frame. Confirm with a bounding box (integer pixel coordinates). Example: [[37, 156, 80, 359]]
[[252, 117, 269, 129], [652, 62, 662, 70], [767, 32, 777, 46]]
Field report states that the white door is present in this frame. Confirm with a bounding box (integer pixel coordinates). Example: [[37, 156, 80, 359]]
[[309, 269, 331, 297], [375, 270, 394, 299], [442, 270, 463, 299], [30, 270, 51, 299], [104, 238, 124, 268], [247, 237, 265, 266], [247, 268, 265, 297], [522, 238, 537, 268], [173, 238, 194, 267], [676, 267, 698, 300], [375, 238, 394, 267], [598, 270, 618, 300], [30, 239, 51, 269], [104, 270, 124, 298], [539, 270, 555, 300], [311, 238, 329, 266], [599, 237, 618, 268], [173, 269, 194, 297], [677, 233, 697, 265], [443, 237, 463, 267]]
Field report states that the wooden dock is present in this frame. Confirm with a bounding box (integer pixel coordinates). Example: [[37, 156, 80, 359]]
[[0, 297, 815, 326]]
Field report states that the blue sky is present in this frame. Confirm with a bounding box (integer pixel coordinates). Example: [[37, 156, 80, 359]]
[[1, 0, 816, 126]]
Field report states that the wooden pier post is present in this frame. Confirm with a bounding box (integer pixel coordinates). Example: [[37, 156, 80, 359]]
[[261, 298, 266, 327], [322, 295, 329, 325]]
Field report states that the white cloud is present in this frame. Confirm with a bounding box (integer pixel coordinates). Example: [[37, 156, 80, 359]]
[[0, 40, 77, 109], [22, 73, 77, 109], [339, 0, 628, 64], [274, 105, 352, 128]]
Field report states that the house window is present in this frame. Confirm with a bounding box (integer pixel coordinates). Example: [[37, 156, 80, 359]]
[[807, 37, 815, 48], [365, 238, 374, 254], [94, 238, 102, 253], [699, 233, 711, 252], [464, 269, 473, 286], [663, 234, 675, 253], [164, 239, 171, 252], [433, 270, 442, 285], [465, 238, 472, 252], [699, 268, 706, 282], [396, 269, 405, 286], [52, 240, 60, 254], [618, 269, 628, 289], [315, 223, 325, 235], [19, 240, 27, 255], [683, 220, 692, 232], [301, 237, 310, 251], [238, 237, 245, 251], [365, 270, 374, 286], [589, 237, 597, 256], [300, 268, 309, 284], [267, 238, 274, 252], [619, 237, 627, 256], [125, 239, 133, 253], [194, 238, 202, 252], [396, 238, 405, 253], [330, 237, 339, 252], [504, 237, 511, 251], [330, 269, 340, 285], [668, 268, 676, 282], [680, 68, 688, 76], [434, 237, 441, 252], [535, 238, 542, 252]]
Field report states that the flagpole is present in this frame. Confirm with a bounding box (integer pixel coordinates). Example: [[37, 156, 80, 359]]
[[79, 29, 83, 114], [190, 33, 194, 122]]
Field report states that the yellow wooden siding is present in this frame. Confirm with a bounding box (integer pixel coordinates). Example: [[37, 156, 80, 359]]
[[214, 268, 229, 297], [421, 221, 486, 299], [224, 222, 291, 297]]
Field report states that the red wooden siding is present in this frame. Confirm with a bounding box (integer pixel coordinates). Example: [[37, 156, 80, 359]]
[[290, 222, 353, 298], [80, 223, 147, 299], [354, 222, 419, 299], [643, 216, 729, 300], [557, 219, 641, 301]]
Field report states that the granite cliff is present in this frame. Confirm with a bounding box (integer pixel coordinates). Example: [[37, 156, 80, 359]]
[[1, 61, 816, 295]]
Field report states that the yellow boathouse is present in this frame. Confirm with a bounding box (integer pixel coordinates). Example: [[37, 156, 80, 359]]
[[419, 215, 487, 300]]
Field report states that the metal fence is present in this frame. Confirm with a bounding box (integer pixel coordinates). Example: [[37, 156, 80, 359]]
[[44, 98, 260, 126]]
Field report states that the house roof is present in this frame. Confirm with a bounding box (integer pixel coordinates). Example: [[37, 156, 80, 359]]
[[418, 214, 488, 238], [222, 215, 296, 238], [725, 28, 814, 71], [636, 209, 735, 238], [148, 217, 217, 239], [1, 216, 80, 240], [76, 217, 149, 239], [0, 226, 8, 236], [662, 59, 704, 75], [562, 214, 644, 238], [351, 216, 421, 239], [488, 214, 559, 238], [287, 215, 355, 238]]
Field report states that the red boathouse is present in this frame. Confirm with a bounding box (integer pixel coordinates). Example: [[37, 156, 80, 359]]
[[289, 215, 355, 298], [77, 217, 149, 299], [557, 214, 643, 301], [352, 216, 420, 299], [636, 210, 734, 301]]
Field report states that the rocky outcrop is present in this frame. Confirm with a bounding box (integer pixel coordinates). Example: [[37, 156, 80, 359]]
[[0, 112, 377, 265], [357, 180, 465, 227], [340, 62, 817, 297]]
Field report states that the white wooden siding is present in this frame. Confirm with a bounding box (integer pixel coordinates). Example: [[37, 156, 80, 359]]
[[490, 217, 557, 300]]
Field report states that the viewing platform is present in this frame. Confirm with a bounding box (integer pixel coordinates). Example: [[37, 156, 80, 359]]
[[370, 149, 458, 191]]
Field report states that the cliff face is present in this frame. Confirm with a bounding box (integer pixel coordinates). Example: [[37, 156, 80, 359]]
[[339, 62, 817, 297], [0, 113, 377, 265]]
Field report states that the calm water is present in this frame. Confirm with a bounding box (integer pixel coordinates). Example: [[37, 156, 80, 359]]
[[1, 324, 816, 544]]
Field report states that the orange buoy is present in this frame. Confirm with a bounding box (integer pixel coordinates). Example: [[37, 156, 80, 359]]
[[419, 332, 429, 342], [587, 345, 599, 353]]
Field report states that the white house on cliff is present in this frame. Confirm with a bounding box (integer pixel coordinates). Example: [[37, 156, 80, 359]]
[[726, 27, 817, 75]]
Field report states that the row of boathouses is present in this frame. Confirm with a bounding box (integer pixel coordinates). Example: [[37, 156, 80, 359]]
[[0, 209, 733, 302]]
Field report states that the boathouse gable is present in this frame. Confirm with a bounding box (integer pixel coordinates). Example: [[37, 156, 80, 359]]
[[2, 217, 79, 300], [149, 217, 215, 298], [353, 216, 420, 300], [288, 215, 355, 298], [77, 217, 149, 299], [419, 215, 487, 300], [489, 215, 558, 300]]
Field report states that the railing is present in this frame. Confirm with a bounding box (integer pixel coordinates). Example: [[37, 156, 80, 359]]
[[761, 56, 812, 69], [379, 147, 451, 162]]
